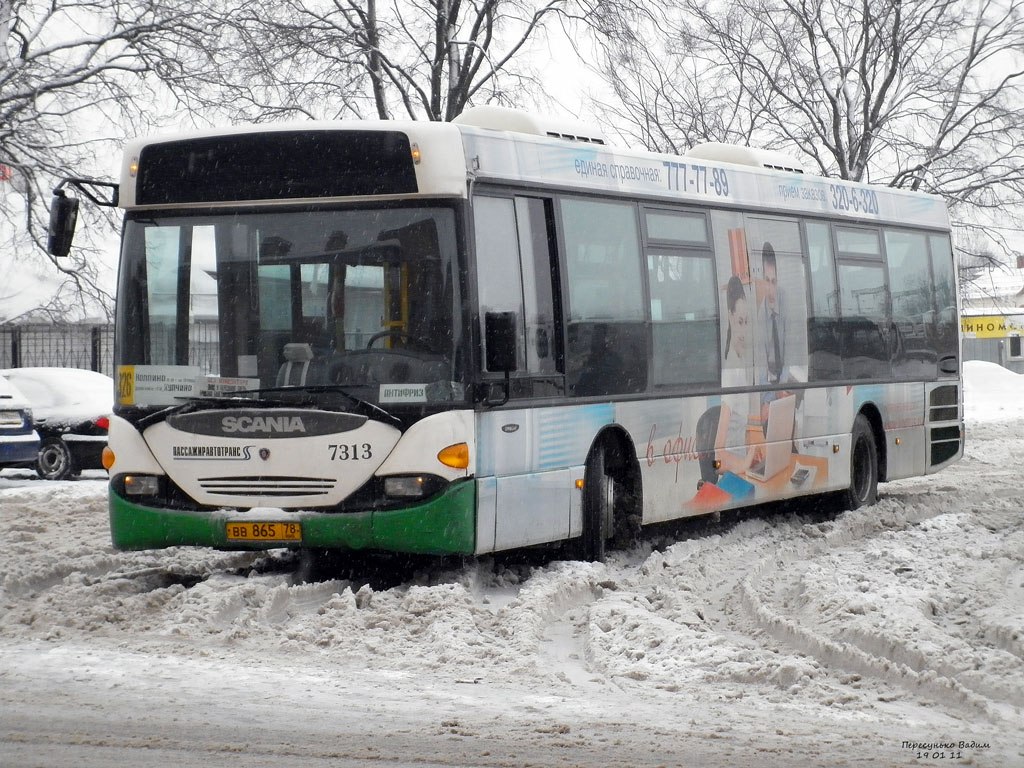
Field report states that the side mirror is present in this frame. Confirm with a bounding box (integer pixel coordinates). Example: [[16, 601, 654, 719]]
[[47, 192, 79, 258], [484, 311, 518, 373], [482, 312, 518, 407]]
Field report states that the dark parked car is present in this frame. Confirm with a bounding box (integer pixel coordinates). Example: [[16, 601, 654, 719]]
[[0, 368, 113, 480], [0, 373, 40, 470]]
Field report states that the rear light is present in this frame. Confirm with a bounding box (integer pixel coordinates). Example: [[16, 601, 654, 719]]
[[95, 415, 110, 430], [0, 409, 26, 427]]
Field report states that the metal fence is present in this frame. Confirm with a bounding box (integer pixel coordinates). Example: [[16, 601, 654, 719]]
[[1, 321, 224, 377], [0, 324, 115, 376]]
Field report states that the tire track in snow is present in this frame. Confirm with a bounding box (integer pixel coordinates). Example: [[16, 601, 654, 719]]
[[738, 466, 1023, 722]]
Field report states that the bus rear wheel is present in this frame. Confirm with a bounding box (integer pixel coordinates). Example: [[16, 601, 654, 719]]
[[844, 414, 878, 510]]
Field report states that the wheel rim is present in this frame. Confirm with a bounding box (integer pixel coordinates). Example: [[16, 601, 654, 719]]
[[39, 443, 68, 478]]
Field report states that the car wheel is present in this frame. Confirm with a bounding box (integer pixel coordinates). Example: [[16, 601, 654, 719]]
[[36, 438, 76, 481]]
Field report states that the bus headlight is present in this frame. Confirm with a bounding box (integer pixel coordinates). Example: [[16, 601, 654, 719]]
[[384, 476, 429, 498], [123, 474, 160, 496], [381, 474, 447, 500]]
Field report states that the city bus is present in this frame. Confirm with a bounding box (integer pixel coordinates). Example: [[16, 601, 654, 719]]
[[48, 105, 962, 561]]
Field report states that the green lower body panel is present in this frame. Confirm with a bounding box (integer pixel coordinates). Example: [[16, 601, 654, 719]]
[[108, 479, 477, 555]]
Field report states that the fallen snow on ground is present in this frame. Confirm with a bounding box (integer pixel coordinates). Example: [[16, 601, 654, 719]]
[[1, 362, 1022, 767]]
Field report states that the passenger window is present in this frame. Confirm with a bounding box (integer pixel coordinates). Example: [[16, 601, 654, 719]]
[[836, 228, 881, 256], [837, 260, 890, 379], [884, 230, 935, 379], [805, 222, 842, 380], [836, 226, 890, 380], [928, 234, 958, 370], [647, 252, 718, 386], [562, 198, 644, 321], [646, 211, 708, 244]]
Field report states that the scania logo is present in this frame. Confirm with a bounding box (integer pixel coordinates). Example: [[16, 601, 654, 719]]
[[221, 415, 306, 434], [167, 409, 369, 438]]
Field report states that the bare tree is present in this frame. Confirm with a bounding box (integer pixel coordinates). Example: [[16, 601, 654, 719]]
[[584, 2, 768, 152], [193, 0, 578, 123], [0, 0, 216, 321], [591, 0, 1024, 264]]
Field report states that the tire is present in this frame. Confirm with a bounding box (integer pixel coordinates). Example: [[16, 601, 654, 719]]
[[579, 447, 615, 562], [36, 437, 76, 481], [844, 414, 878, 510]]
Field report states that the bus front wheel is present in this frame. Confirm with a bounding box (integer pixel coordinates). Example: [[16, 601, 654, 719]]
[[578, 447, 616, 562], [844, 414, 878, 510]]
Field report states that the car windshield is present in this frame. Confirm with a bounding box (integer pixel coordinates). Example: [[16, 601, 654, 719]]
[[116, 205, 465, 408]]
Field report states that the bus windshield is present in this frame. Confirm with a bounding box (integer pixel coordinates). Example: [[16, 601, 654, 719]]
[[116, 205, 464, 407]]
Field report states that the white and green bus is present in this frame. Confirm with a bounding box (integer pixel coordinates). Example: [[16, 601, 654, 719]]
[[49, 105, 962, 560]]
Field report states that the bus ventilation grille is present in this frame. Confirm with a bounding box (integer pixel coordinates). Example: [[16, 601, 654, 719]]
[[198, 476, 335, 497], [928, 384, 960, 466]]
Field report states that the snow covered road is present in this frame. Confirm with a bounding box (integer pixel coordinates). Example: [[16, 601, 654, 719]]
[[2, 363, 1022, 767]]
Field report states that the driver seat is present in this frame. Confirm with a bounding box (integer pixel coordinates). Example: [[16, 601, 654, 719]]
[[277, 343, 319, 386]]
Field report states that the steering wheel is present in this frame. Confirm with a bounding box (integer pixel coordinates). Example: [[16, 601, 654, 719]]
[[366, 330, 436, 354]]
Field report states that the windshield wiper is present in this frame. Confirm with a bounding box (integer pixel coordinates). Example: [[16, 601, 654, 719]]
[[133, 385, 401, 430], [211, 384, 403, 427], [135, 392, 294, 430]]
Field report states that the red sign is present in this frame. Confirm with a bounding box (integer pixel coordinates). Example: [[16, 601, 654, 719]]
[[0, 165, 11, 182]]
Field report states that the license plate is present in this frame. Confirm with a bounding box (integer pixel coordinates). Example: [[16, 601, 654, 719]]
[[225, 521, 302, 542]]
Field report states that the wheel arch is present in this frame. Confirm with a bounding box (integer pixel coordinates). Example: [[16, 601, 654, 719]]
[[33, 425, 64, 440], [588, 424, 643, 536]]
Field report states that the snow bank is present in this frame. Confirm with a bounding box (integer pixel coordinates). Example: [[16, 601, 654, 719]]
[[964, 360, 1024, 423], [1, 361, 1023, 766]]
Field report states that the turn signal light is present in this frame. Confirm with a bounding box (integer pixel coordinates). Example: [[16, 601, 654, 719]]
[[437, 442, 469, 469], [101, 446, 115, 470]]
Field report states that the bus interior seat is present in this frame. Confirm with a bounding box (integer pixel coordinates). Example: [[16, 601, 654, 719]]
[[277, 343, 324, 386]]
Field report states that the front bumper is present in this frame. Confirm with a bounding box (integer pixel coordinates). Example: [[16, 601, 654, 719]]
[[108, 478, 476, 555], [0, 433, 41, 467]]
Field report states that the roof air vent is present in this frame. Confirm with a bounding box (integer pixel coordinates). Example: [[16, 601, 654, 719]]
[[453, 105, 607, 145], [684, 142, 808, 174]]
